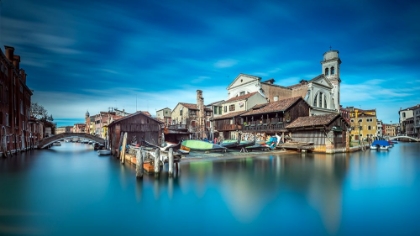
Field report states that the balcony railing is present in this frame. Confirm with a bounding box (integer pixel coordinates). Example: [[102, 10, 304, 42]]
[[168, 124, 188, 130], [214, 124, 242, 131]]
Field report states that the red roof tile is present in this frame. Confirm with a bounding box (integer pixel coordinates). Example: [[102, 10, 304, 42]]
[[225, 92, 258, 103], [212, 110, 248, 120], [286, 113, 339, 128], [241, 96, 303, 116]]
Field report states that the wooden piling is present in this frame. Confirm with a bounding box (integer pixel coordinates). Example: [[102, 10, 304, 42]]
[[154, 148, 160, 176], [168, 148, 174, 176], [120, 132, 127, 164], [136, 148, 143, 179]]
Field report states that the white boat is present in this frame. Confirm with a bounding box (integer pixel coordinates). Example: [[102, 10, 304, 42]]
[[98, 149, 111, 156], [53, 141, 61, 146]]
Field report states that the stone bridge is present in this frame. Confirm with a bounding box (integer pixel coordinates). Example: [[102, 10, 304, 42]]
[[388, 135, 420, 142], [38, 133, 105, 149]]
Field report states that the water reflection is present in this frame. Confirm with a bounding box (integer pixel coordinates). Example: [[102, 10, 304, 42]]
[[2, 142, 420, 235]]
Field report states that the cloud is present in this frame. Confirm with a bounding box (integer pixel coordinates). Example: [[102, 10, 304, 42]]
[[214, 59, 238, 68]]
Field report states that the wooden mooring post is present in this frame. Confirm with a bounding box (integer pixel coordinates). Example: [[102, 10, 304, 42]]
[[136, 148, 143, 179], [168, 148, 174, 176], [154, 148, 160, 176]]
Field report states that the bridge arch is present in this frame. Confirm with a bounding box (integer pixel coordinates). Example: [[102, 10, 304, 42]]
[[38, 133, 105, 149], [388, 136, 419, 142]]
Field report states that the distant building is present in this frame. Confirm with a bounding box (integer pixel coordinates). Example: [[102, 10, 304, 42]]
[[399, 104, 420, 137], [344, 107, 378, 141], [156, 107, 172, 127], [73, 123, 86, 133], [56, 126, 72, 134]]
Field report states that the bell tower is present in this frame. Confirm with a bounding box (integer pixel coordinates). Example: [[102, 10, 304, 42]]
[[321, 49, 341, 110]]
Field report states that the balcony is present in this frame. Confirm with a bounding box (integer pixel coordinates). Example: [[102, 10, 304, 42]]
[[214, 124, 242, 131], [168, 124, 188, 130], [243, 120, 287, 132]]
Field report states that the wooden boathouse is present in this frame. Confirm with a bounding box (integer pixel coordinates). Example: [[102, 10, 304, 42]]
[[285, 113, 350, 153], [108, 111, 164, 157]]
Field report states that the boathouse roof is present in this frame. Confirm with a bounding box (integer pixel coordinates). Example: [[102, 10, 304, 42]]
[[286, 113, 342, 129], [241, 96, 304, 116], [108, 111, 163, 126]]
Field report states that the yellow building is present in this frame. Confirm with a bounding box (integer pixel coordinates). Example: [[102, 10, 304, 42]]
[[346, 107, 378, 141]]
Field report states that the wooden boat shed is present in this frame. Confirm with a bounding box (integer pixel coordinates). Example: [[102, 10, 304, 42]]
[[108, 111, 164, 156], [285, 113, 350, 153]]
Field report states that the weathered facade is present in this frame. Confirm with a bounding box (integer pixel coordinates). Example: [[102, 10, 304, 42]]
[[212, 97, 311, 141], [169, 101, 212, 139], [286, 113, 350, 153], [156, 107, 172, 127], [0, 46, 33, 155], [108, 111, 163, 156]]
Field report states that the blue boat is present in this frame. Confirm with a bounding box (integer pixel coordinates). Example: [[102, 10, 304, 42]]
[[370, 140, 390, 150]]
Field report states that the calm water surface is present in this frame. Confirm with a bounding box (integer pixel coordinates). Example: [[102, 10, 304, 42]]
[[1, 142, 420, 235]]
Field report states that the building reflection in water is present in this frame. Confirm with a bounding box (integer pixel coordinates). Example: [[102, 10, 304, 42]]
[[134, 152, 349, 234]]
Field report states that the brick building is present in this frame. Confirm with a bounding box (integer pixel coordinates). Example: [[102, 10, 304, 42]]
[[0, 46, 33, 155]]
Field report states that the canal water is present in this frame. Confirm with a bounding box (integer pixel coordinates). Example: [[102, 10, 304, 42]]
[[1, 142, 420, 236]]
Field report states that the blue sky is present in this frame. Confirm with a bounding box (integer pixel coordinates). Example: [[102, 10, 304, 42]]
[[1, 0, 419, 127]]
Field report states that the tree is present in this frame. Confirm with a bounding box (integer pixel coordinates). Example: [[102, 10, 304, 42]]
[[30, 102, 50, 121]]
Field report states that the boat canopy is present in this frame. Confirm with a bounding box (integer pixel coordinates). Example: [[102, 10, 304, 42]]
[[371, 140, 389, 146]]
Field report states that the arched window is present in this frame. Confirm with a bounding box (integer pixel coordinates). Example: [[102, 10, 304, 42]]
[[325, 68, 329, 75], [331, 67, 335, 75]]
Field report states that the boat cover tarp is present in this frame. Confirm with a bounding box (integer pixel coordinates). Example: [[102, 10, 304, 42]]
[[371, 140, 389, 146]]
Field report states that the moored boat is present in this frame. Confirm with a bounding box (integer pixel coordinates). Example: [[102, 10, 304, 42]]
[[370, 140, 390, 151], [181, 140, 227, 152], [220, 139, 239, 148], [98, 149, 111, 155]]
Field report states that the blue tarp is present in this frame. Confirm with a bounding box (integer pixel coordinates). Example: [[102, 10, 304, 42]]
[[371, 140, 390, 146]]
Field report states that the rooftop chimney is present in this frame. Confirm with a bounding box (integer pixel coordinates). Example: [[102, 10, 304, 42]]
[[4, 46, 14, 61], [13, 55, 20, 71]]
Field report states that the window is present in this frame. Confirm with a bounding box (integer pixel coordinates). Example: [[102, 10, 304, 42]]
[[213, 106, 218, 114], [319, 92, 323, 107], [368, 126, 371, 130], [331, 67, 335, 75], [180, 109, 183, 116], [358, 119, 362, 123], [240, 91, 245, 96], [20, 99, 23, 114], [325, 68, 329, 75], [314, 94, 318, 107], [350, 119, 354, 123], [403, 112, 406, 118], [229, 104, 235, 111], [224, 106, 227, 112], [218, 107, 222, 114]]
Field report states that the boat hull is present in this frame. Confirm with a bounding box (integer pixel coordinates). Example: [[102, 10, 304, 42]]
[[181, 140, 226, 152]]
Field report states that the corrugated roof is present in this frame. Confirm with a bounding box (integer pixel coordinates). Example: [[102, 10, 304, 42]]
[[241, 96, 303, 116], [225, 92, 258, 103], [286, 113, 339, 128]]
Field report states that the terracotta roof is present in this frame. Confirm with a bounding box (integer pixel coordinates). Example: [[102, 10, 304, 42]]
[[212, 110, 248, 120], [225, 92, 258, 103], [180, 102, 198, 110], [178, 102, 212, 112], [141, 111, 151, 117], [287, 74, 323, 89], [401, 104, 420, 111], [241, 97, 302, 116], [286, 113, 339, 128]]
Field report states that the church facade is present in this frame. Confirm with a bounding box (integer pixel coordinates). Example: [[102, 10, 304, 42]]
[[225, 50, 342, 116]]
